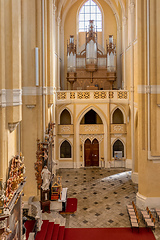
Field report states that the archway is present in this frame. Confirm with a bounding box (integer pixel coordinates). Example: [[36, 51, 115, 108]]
[[112, 108, 124, 124], [84, 138, 99, 166], [113, 139, 124, 158], [80, 109, 103, 124], [60, 109, 71, 125], [60, 140, 72, 158]]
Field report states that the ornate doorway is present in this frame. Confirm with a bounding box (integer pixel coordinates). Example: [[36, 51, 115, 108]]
[[84, 139, 99, 167]]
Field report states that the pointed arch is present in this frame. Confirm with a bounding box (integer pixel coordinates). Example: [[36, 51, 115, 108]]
[[58, 107, 73, 124], [60, 140, 72, 158], [76, 105, 107, 168], [61, 0, 120, 32], [60, 109, 71, 125], [111, 106, 126, 124], [112, 108, 124, 124], [112, 139, 125, 158], [78, 105, 107, 125], [85, 138, 91, 144], [80, 109, 103, 124], [92, 138, 99, 144]]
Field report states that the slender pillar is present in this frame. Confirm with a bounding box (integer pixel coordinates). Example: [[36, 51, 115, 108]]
[[53, 3, 57, 164], [122, 17, 127, 89], [57, 16, 61, 90], [0, 0, 6, 179], [130, 1, 135, 173], [53, 3, 57, 91]]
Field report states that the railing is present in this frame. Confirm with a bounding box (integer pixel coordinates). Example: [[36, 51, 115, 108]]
[[28, 196, 43, 238], [56, 90, 129, 102], [58, 125, 74, 135], [80, 124, 104, 134], [110, 124, 127, 134]]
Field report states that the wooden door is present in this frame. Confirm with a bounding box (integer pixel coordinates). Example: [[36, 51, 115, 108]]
[[91, 139, 99, 166], [84, 139, 99, 167], [84, 139, 92, 166]]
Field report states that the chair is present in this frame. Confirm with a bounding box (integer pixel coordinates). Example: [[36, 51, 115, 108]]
[[141, 207, 150, 221], [155, 208, 160, 220], [127, 204, 133, 209], [156, 211, 160, 221], [146, 217, 155, 231], [129, 210, 136, 218], [131, 218, 140, 232]]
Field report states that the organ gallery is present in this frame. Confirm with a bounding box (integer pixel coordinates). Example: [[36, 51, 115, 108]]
[[67, 20, 116, 90]]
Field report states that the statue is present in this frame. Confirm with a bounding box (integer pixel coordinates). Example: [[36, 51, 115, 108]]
[[52, 160, 57, 178], [41, 166, 51, 191]]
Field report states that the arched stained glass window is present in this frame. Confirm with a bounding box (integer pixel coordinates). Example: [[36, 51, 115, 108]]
[[79, 0, 102, 32]]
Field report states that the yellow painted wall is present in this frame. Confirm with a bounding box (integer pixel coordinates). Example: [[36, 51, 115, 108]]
[[137, 0, 160, 199], [8, 129, 18, 163]]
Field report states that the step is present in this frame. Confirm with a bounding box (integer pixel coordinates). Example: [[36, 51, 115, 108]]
[[45, 222, 55, 240], [35, 220, 49, 240], [24, 220, 36, 240], [57, 226, 65, 240], [51, 224, 60, 240]]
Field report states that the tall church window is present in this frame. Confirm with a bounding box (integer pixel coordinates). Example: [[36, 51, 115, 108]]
[[60, 140, 71, 158], [79, 0, 102, 32]]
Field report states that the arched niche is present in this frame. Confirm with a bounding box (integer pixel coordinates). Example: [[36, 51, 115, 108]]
[[112, 139, 124, 157], [60, 140, 72, 158], [80, 109, 103, 124], [112, 108, 124, 124], [60, 109, 71, 125]]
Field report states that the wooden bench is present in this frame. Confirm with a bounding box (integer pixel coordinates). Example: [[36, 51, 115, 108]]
[[127, 202, 140, 232]]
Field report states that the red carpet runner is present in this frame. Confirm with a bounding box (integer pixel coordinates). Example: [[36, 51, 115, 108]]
[[25, 220, 156, 240], [64, 228, 156, 240]]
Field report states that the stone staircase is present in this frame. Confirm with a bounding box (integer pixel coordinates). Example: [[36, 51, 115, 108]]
[[25, 198, 77, 240], [26, 212, 66, 240], [35, 220, 65, 240]]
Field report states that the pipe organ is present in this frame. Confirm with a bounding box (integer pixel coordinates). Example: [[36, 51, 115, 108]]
[[67, 20, 116, 90]]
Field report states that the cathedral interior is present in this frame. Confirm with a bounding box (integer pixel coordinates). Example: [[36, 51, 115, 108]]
[[0, 0, 160, 239]]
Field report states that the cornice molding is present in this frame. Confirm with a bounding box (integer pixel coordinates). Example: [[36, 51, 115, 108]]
[[0, 89, 22, 107], [138, 85, 160, 94], [22, 87, 56, 96]]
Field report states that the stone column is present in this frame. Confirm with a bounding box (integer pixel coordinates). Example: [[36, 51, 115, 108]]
[[130, 0, 135, 42], [53, 4, 57, 166], [53, 4, 57, 91], [129, 1, 135, 177], [57, 17, 61, 90], [0, 0, 7, 180], [122, 17, 127, 89]]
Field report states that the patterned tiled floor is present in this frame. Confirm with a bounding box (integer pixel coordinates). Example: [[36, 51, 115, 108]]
[[57, 168, 160, 240]]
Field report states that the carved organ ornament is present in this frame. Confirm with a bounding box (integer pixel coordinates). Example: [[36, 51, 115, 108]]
[[67, 20, 117, 90]]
